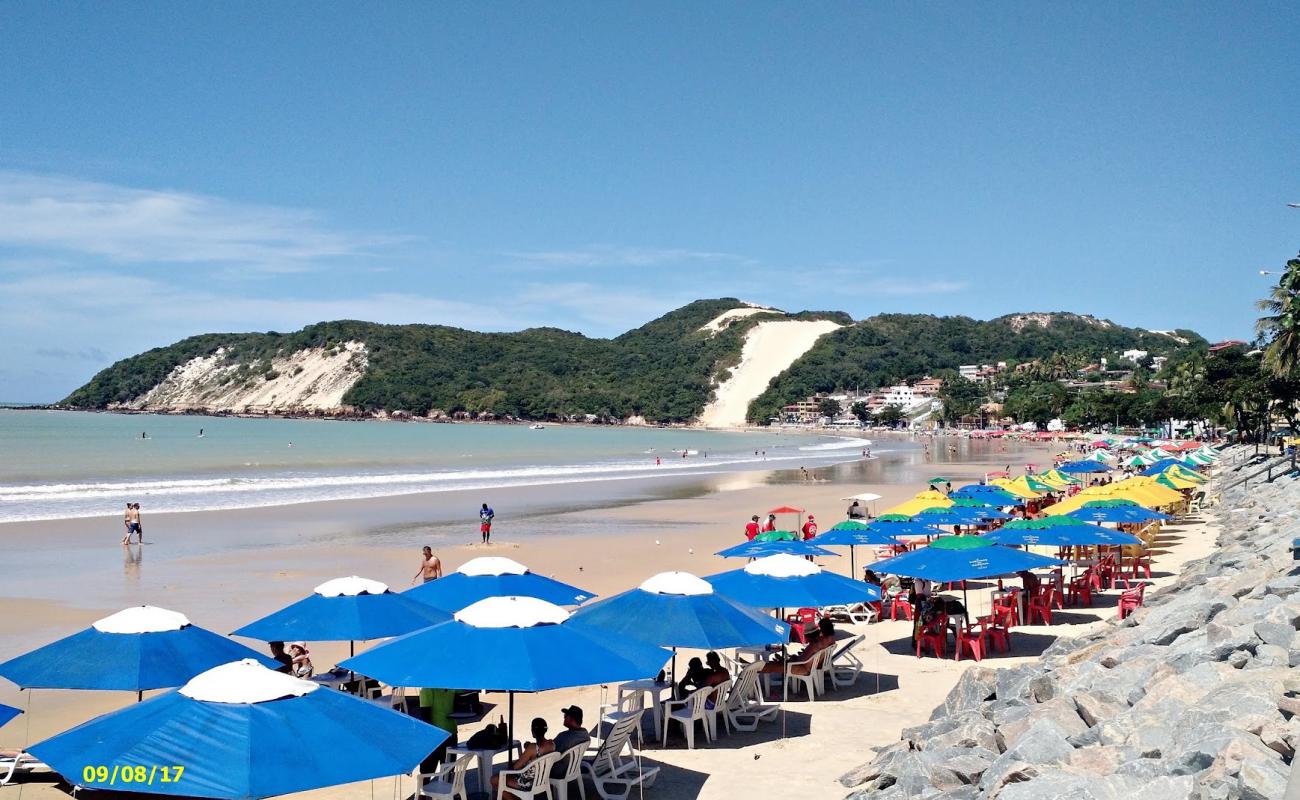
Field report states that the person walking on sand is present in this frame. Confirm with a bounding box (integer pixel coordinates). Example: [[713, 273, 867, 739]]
[[479, 503, 495, 544], [121, 502, 136, 545], [412, 546, 442, 584]]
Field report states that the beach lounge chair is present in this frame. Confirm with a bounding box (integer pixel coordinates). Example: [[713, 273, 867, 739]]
[[415, 753, 472, 800], [549, 743, 588, 800], [582, 712, 659, 800], [662, 685, 714, 748], [0, 750, 50, 786], [823, 602, 878, 625], [495, 750, 561, 800], [598, 687, 646, 748], [721, 662, 778, 733], [828, 634, 866, 690]]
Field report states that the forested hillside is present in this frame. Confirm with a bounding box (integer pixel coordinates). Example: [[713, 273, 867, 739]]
[[745, 313, 1205, 422], [63, 302, 1205, 425]]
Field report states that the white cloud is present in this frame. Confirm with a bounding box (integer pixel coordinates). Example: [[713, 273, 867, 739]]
[[503, 244, 753, 268], [0, 171, 409, 272], [865, 278, 968, 295]]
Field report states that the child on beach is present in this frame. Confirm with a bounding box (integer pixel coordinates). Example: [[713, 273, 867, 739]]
[[479, 503, 494, 543]]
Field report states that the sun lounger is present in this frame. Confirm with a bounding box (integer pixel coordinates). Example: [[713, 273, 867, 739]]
[[828, 634, 866, 689], [721, 661, 778, 733], [582, 711, 659, 800], [822, 602, 878, 624], [0, 750, 51, 786]]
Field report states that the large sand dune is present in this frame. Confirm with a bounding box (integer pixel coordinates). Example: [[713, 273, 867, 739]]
[[698, 318, 841, 427], [121, 342, 367, 413]]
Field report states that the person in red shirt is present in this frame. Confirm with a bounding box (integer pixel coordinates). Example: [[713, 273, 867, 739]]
[[761, 514, 777, 533], [801, 515, 819, 541], [744, 515, 761, 541]]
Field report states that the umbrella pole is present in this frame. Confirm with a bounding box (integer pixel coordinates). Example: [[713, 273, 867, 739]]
[[780, 607, 788, 740], [137, 690, 142, 703], [850, 545, 857, 581], [509, 692, 516, 760]]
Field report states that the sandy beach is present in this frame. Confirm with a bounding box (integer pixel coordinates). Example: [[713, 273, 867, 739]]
[[0, 433, 1215, 800]]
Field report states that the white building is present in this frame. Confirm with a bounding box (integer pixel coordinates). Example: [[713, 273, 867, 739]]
[[1121, 349, 1148, 363]]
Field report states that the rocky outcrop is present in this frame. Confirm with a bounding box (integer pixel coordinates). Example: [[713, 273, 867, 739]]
[[840, 477, 1300, 799]]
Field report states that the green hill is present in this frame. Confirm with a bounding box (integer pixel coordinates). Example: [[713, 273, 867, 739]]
[[62, 301, 1206, 424], [745, 312, 1206, 422]]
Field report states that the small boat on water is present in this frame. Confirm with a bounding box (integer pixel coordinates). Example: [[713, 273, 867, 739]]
[[529, 423, 545, 430]]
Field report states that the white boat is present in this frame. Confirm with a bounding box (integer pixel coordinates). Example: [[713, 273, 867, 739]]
[[530, 424, 545, 430]]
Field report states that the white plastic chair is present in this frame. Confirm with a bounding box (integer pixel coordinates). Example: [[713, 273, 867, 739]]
[[701, 679, 731, 741], [548, 743, 588, 800], [582, 712, 659, 800], [414, 753, 472, 800], [829, 634, 866, 690], [784, 646, 832, 700], [721, 662, 778, 733], [496, 750, 562, 800], [661, 685, 713, 749]]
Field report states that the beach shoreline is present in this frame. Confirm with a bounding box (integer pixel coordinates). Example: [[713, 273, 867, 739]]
[[0, 437, 1060, 792]]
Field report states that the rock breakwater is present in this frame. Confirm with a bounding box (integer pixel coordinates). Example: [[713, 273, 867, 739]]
[[840, 477, 1300, 799]]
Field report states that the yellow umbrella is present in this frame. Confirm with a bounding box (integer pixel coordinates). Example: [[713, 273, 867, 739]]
[[1042, 485, 1115, 515], [1167, 465, 1207, 484], [1037, 469, 1081, 489], [992, 476, 1048, 498], [1110, 478, 1183, 508], [1155, 471, 1200, 490], [883, 489, 952, 517]]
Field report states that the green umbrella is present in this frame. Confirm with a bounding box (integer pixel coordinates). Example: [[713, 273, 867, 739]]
[[928, 477, 952, 484], [928, 535, 990, 550], [876, 513, 912, 522], [1082, 499, 1141, 508], [753, 530, 798, 543], [828, 520, 872, 531]]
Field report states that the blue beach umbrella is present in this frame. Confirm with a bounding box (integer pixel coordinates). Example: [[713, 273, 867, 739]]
[[870, 536, 1064, 584], [1068, 505, 1171, 524], [715, 539, 838, 558], [951, 485, 1023, 506], [570, 572, 790, 650], [232, 576, 450, 651], [1056, 460, 1112, 475], [813, 521, 902, 581], [984, 519, 1142, 548], [705, 554, 881, 609], [865, 519, 950, 539], [341, 596, 668, 756], [911, 507, 966, 529], [0, 607, 278, 693], [28, 660, 446, 799], [0, 703, 20, 729], [404, 557, 595, 611]]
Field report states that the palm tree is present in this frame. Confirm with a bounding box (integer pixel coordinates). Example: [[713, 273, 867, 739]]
[[1257, 252, 1300, 377]]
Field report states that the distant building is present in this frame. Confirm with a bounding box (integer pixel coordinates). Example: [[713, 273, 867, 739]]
[[913, 378, 944, 396], [1208, 339, 1248, 353], [1121, 349, 1148, 363]]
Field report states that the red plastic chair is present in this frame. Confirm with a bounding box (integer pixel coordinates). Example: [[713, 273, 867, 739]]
[[785, 607, 819, 643], [955, 621, 985, 662], [887, 593, 913, 621], [1066, 572, 1093, 607], [1130, 553, 1152, 580], [1027, 586, 1056, 625], [916, 614, 947, 658], [991, 590, 1021, 628], [979, 615, 1011, 653], [1118, 582, 1146, 619]]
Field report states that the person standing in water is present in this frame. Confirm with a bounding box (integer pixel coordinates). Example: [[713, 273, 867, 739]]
[[412, 546, 442, 584], [479, 503, 495, 544]]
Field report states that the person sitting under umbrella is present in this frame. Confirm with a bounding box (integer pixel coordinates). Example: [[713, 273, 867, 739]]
[[762, 618, 837, 678], [491, 717, 554, 799], [288, 642, 313, 678]]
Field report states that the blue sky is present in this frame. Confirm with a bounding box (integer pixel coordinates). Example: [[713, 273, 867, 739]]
[[1, 3, 1297, 401]]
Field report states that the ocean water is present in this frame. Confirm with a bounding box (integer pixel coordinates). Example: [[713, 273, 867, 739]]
[[0, 410, 869, 522]]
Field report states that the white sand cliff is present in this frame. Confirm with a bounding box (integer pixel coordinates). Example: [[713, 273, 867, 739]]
[[120, 342, 367, 413], [697, 318, 842, 428]]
